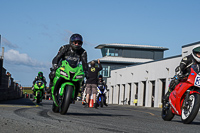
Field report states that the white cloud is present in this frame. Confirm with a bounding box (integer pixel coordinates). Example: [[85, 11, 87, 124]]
[[4, 49, 51, 68]]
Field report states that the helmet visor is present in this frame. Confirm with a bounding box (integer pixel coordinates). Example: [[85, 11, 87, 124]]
[[193, 46, 200, 54], [73, 41, 82, 46], [38, 73, 43, 79], [71, 36, 83, 43]]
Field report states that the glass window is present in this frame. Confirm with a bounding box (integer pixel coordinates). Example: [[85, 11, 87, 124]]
[[100, 66, 110, 77], [105, 48, 120, 57], [115, 49, 119, 56]]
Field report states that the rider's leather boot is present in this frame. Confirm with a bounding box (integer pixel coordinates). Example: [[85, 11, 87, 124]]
[[163, 91, 171, 103]]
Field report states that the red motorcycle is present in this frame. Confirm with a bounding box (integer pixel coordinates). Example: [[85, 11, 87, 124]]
[[162, 64, 200, 124]]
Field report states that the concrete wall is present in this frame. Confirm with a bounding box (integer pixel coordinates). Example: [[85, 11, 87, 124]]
[[0, 65, 22, 101], [107, 55, 182, 107]]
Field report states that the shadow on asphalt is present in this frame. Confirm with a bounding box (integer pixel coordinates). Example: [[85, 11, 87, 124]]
[[66, 112, 128, 117], [172, 120, 200, 125], [0, 98, 53, 106], [0, 98, 35, 106], [191, 121, 200, 125]]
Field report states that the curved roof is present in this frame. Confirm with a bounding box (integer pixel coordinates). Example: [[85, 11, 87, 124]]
[[95, 43, 168, 51]]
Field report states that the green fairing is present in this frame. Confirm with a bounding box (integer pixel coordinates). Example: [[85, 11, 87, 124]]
[[51, 60, 85, 107], [33, 80, 45, 103], [60, 82, 75, 97]]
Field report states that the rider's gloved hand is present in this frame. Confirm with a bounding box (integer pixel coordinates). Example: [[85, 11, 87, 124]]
[[53, 64, 58, 70]]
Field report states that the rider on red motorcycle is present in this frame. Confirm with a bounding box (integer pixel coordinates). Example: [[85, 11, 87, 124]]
[[163, 45, 200, 102]]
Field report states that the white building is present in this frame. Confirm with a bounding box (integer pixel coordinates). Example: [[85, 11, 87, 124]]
[[106, 41, 200, 107]]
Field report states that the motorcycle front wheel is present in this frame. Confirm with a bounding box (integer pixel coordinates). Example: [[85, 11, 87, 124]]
[[181, 93, 200, 124], [52, 102, 59, 113], [36, 93, 41, 104], [161, 101, 174, 121], [52, 89, 59, 113], [100, 96, 104, 107], [60, 85, 73, 115]]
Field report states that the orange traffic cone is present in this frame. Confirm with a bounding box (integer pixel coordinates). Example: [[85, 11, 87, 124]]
[[89, 93, 93, 108]]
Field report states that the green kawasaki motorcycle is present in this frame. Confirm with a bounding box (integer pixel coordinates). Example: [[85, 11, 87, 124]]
[[33, 80, 45, 104], [51, 57, 85, 115]]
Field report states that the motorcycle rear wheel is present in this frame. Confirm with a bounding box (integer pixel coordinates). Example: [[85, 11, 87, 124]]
[[161, 101, 174, 121], [60, 85, 73, 115], [181, 93, 200, 124]]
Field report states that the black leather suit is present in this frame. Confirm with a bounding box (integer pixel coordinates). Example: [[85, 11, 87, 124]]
[[49, 44, 88, 79], [52, 44, 88, 71], [169, 54, 197, 92]]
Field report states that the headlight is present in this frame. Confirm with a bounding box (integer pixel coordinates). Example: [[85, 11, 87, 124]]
[[75, 75, 83, 79], [60, 71, 68, 77]]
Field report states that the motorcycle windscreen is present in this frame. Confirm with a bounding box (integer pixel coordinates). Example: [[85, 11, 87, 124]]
[[66, 56, 80, 68]]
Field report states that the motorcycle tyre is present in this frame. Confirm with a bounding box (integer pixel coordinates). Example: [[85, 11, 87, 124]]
[[36, 94, 40, 104], [181, 93, 200, 124], [52, 102, 59, 113], [161, 102, 174, 121], [60, 85, 73, 115], [100, 96, 104, 107]]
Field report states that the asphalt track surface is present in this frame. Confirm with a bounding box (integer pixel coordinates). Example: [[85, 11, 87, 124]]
[[0, 98, 200, 133]]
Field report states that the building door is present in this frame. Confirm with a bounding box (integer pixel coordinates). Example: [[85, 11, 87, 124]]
[[142, 81, 146, 106], [128, 83, 131, 105], [123, 84, 125, 105], [151, 81, 155, 107], [135, 83, 138, 106], [161, 79, 166, 103], [111, 86, 114, 104], [118, 84, 120, 104]]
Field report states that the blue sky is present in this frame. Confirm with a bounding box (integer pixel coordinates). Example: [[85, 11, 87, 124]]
[[0, 0, 200, 86]]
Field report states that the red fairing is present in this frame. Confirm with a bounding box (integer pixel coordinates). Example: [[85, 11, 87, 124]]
[[169, 68, 198, 115]]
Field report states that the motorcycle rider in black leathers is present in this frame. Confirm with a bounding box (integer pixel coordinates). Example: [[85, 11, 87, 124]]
[[97, 75, 108, 106], [32, 72, 47, 101], [47, 34, 88, 100], [163, 45, 200, 102]]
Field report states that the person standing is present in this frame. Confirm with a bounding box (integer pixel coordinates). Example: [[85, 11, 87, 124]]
[[85, 59, 102, 108]]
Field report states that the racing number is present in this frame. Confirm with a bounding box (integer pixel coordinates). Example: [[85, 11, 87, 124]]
[[195, 75, 200, 87]]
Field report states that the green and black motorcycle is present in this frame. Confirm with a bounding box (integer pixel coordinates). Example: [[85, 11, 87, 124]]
[[33, 80, 45, 104], [51, 56, 85, 115]]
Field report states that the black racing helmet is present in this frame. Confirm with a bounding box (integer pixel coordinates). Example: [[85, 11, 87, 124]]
[[38, 72, 43, 79], [69, 33, 83, 50], [192, 45, 200, 62], [98, 75, 103, 79]]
